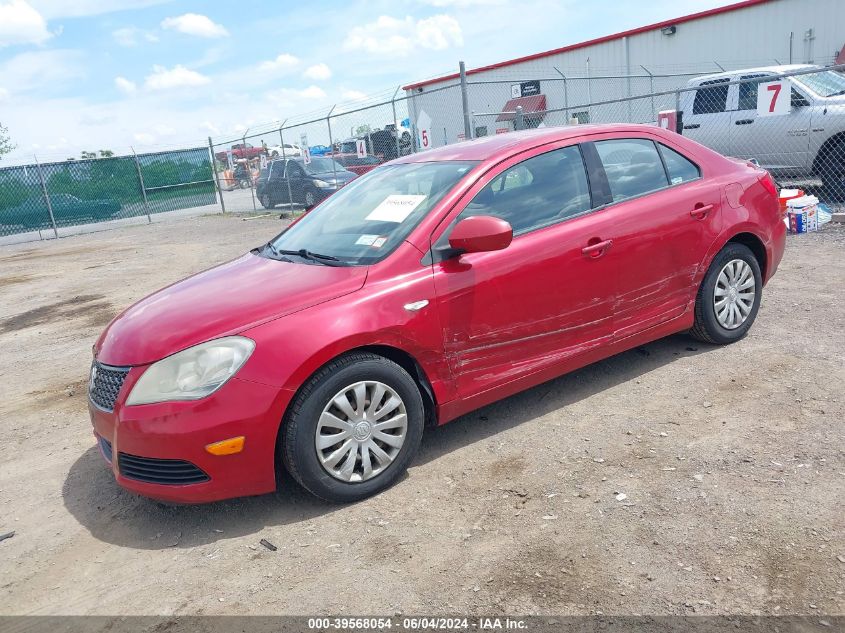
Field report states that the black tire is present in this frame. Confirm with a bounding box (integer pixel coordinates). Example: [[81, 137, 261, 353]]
[[281, 352, 425, 503], [820, 152, 845, 202], [260, 194, 275, 209], [239, 179, 251, 189], [690, 243, 762, 345], [304, 189, 317, 209]]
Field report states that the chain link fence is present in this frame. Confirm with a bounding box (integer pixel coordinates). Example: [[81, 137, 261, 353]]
[[207, 62, 845, 220], [6, 60, 842, 244], [0, 147, 217, 243]]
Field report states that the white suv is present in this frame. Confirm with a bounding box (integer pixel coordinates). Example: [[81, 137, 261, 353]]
[[679, 64, 845, 198]]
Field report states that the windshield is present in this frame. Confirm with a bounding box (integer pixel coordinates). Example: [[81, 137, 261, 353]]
[[267, 160, 477, 265], [794, 70, 845, 97], [304, 157, 345, 174]]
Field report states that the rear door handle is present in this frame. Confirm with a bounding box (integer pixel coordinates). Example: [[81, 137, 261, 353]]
[[690, 203, 715, 219], [735, 119, 754, 125], [582, 239, 613, 259]]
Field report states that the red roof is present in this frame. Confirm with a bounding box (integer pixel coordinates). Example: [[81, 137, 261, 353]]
[[402, 0, 773, 90], [496, 95, 547, 122]]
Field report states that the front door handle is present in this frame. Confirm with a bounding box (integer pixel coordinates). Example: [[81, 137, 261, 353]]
[[683, 123, 701, 130], [690, 203, 715, 219], [582, 239, 613, 259], [735, 119, 754, 125]]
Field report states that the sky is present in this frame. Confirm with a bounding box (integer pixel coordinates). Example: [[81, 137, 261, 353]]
[[0, 0, 740, 163]]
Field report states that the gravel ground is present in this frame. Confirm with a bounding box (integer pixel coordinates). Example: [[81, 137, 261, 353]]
[[0, 214, 843, 616]]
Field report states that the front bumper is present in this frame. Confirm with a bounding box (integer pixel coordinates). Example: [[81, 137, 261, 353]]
[[89, 370, 294, 503]]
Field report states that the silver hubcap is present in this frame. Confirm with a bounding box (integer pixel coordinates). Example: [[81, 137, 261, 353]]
[[315, 381, 407, 483], [305, 192, 315, 206], [714, 259, 755, 330]]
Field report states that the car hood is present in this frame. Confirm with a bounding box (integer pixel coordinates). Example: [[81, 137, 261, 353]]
[[95, 253, 367, 366]]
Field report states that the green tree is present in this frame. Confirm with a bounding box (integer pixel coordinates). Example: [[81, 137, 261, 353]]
[[354, 124, 371, 136], [80, 150, 97, 160], [99, 149, 114, 158], [0, 122, 15, 161]]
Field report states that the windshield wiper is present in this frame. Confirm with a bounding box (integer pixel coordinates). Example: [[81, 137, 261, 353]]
[[272, 247, 348, 266]]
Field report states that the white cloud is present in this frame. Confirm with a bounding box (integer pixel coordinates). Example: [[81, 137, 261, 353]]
[[133, 132, 155, 145], [0, 49, 84, 93], [341, 90, 368, 102], [257, 53, 299, 73], [144, 64, 211, 90], [344, 14, 462, 56], [0, 0, 52, 47], [114, 76, 137, 95], [0, 87, 9, 102], [29, 0, 168, 19], [303, 63, 332, 81], [265, 85, 327, 108], [161, 13, 228, 38], [112, 26, 158, 47]]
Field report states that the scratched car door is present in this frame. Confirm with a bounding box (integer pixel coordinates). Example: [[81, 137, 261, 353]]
[[430, 143, 617, 399]]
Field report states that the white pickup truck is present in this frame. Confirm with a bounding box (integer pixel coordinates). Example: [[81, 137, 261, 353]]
[[679, 64, 845, 198]]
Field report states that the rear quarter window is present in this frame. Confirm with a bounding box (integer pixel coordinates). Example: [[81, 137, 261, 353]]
[[657, 144, 701, 185]]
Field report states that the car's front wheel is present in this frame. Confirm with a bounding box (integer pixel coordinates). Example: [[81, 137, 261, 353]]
[[304, 189, 317, 208], [260, 194, 274, 209], [281, 353, 425, 502], [690, 243, 762, 344]]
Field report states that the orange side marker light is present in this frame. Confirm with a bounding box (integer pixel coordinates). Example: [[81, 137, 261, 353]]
[[205, 436, 245, 456]]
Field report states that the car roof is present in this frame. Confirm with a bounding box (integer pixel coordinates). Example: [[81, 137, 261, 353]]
[[688, 64, 819, 84], [393, 124, 670, 163]]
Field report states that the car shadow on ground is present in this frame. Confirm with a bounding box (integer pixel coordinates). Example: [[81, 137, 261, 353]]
[[62, 333, 713, 550]]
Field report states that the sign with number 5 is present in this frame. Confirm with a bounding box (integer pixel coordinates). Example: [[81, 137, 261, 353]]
[[756, 80, 790, 117]]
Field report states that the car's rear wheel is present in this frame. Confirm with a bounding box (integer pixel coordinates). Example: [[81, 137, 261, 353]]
[[260, 194, 274, 209], [280, 352, 424, 502], [690, 243, 762, 345], [304, 189, 317, 208]]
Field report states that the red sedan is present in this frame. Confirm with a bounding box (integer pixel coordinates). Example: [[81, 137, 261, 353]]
[[89, 124, 785, 503]]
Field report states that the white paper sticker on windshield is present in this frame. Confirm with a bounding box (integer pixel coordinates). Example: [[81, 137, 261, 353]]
[[372, 237, 387, 248], [355, 234, 379, 246], [365, 194, 427, 223]]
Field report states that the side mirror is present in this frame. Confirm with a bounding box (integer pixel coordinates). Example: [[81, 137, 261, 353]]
[[448, 215, 513, 254]]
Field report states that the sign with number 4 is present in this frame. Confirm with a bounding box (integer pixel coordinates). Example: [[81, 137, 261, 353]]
[[356, 139, 367, 158], [757, 80, 789, 117]]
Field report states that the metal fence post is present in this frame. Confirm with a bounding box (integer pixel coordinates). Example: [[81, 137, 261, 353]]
[[391, 86, 401, 159], [514, 106, 525, 131], [208, 136, 226, 214], [641, 65, 656, 122], [243, 131, 256, 211], [327, 105, 337, 186], [459, 61, 473, 140], [278, 124, 295, 212], [553, 67, 569, 119], [34, 155, 58, 239], [131, 147, 153, 223], [674, 89, 682, 132]]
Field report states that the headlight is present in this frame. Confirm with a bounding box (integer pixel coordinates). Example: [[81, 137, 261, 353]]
[[126, 336, 255, 406], [312, 179, 334, 188]]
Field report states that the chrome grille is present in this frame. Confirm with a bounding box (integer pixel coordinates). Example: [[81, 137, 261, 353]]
[[89, 362, 129, 412]]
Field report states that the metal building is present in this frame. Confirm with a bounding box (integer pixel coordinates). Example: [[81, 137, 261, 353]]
[[403, 0, 844, 149]]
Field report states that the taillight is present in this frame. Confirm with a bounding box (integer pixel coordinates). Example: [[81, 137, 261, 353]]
[[759, 172, 777, 198]]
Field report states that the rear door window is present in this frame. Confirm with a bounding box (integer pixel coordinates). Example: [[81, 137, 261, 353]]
[[594, 139, 669, 202], [693, 78, 730, 114], [737, 74, 771, 111]]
